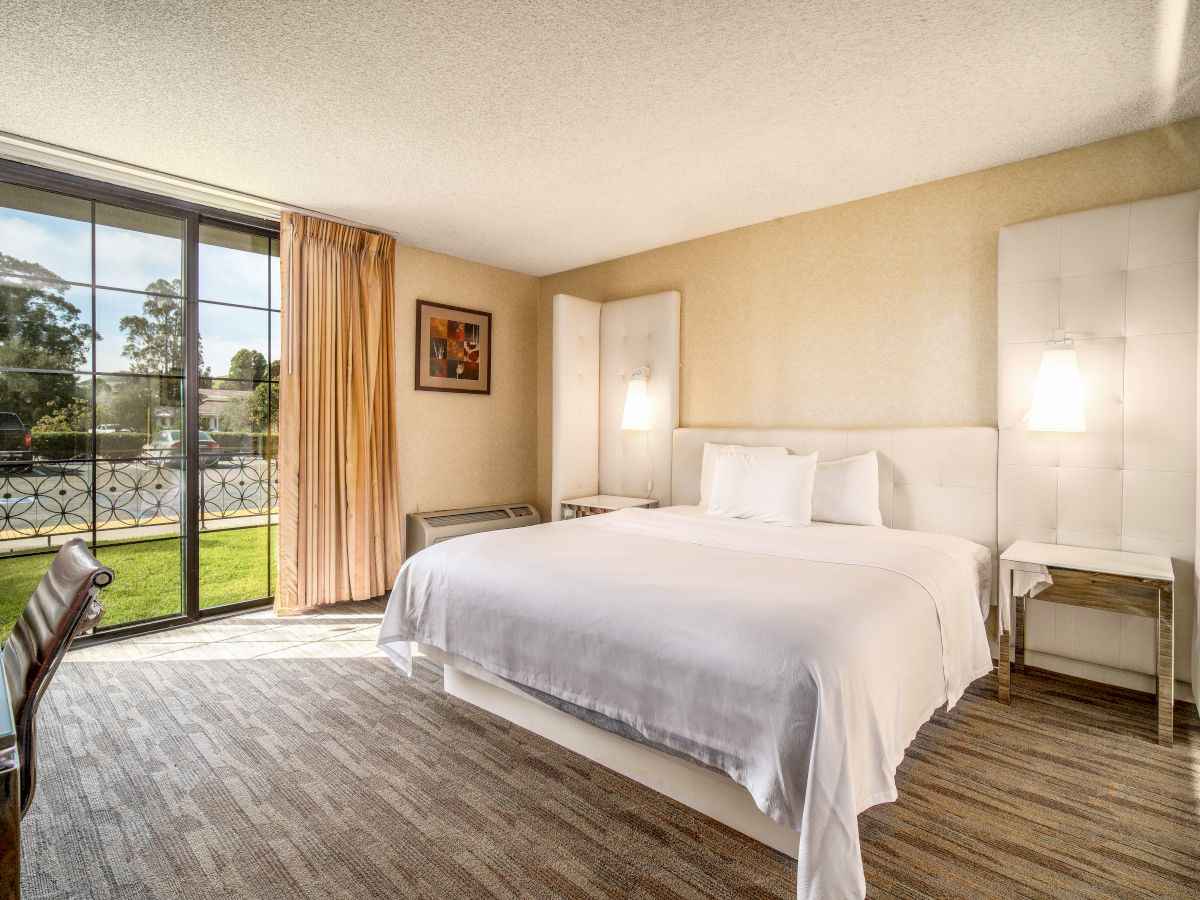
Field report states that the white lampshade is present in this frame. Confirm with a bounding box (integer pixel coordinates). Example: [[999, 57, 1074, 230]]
[[621, 368, 652, 430], [1028, 341, 1085, 432]]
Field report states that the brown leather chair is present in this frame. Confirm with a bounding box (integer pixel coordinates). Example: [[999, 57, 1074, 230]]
[[4, 538, 112, 816], [0, 540, 112, 899]]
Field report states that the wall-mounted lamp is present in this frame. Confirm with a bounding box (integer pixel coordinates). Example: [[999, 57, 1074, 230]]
[[1028, 331, 1085, 433], [621, 367, 652, 430]]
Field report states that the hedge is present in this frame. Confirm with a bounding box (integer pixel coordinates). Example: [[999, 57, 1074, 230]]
[[29, 431, 277, 461], [31, 432, 147, 460], [210, 432, 278, 458]]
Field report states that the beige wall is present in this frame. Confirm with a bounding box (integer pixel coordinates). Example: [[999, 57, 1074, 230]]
[[395, 245, 539, 519], [536, 119, 1200, 519]]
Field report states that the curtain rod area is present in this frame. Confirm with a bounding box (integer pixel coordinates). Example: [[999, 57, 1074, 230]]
[[0, 130, 397, 239]]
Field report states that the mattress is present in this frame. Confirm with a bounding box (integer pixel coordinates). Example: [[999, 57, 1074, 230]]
[[379, 505, 993, 900]]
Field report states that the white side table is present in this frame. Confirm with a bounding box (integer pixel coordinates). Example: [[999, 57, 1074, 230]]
[[998, 540, 1175, 746], [561, 495, 658, 519]]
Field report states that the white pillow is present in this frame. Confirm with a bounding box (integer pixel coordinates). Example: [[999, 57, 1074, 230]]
[[706, 451, 818, 526], [699, 442, 788, 506], [811, 451, 883, 526]]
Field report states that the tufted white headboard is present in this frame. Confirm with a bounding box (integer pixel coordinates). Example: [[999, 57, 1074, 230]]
[[598, 292, 680, 501], [997, 191, 1198, 688], [551, 294, 601, 517], [672, 427, 998, 557], [551, 291, 680, 520]]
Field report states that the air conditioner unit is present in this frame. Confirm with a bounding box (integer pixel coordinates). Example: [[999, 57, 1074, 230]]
[[406, 502, 540, 556]]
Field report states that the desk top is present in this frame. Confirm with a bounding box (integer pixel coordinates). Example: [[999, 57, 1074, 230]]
[[1001, 540, 1174, 583]]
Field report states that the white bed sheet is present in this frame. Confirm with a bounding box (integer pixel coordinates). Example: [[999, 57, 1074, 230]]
[[379, 506, 993, 900]]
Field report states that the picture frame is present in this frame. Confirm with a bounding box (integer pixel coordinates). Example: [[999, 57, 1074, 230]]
[[414, 299, 493, 394]]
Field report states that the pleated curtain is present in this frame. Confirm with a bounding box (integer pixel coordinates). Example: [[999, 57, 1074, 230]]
[[275, 212, 402, 613]]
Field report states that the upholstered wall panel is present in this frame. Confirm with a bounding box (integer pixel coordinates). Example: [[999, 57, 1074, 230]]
[[550, 294, 601, 520], [672, 427, 998, 572], [1196, 223, 1200, 703], [598, 292, 681, 504], [997, 191, 1199, 689]]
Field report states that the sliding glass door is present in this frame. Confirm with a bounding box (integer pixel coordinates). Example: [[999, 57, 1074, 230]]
[[0, 163, 279, 639], [196, 225, 280, 610]]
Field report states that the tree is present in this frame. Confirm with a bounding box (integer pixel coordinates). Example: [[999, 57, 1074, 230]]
[[219, 347, 266, 387], [33, 396, 90, 433], [248, 359, 279, 431], [119, 279, 185, 376], [114, 278, 211, 428], [94, 376, 162, 434], [0, 253, 91, 428], [220, 394, 257, 431]]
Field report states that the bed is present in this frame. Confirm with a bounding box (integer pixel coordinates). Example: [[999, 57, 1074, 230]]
[[379, 426, 998, 900]]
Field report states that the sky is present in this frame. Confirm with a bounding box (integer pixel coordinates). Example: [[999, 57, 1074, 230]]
[[0, 205, 279, 377]]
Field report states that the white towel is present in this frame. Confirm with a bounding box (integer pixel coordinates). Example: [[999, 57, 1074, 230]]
[[1000, 564, 1052, 632], [1013, 565, 1053, 600]]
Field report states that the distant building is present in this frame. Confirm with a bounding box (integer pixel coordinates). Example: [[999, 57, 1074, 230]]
[[155, 387, 253, 432]]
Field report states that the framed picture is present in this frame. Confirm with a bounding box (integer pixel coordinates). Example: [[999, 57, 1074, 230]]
[[415, 299, 492, 394]]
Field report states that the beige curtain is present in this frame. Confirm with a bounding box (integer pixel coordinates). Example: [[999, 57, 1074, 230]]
[[275, 212, 402, 614]]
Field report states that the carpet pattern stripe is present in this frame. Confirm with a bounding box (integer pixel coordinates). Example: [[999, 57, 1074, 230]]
[[21, 654, 1200, 899]]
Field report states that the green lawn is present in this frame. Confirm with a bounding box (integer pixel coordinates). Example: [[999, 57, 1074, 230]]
[[0, 525, 277, 641]]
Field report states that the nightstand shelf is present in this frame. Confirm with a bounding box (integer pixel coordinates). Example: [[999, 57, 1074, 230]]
[[998, 540, 1175, 746], [561, 495, 658, 519]]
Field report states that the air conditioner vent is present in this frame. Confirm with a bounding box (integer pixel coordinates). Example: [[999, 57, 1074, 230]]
[[407, 502, 541, 556], [424, 509, 510, 527]]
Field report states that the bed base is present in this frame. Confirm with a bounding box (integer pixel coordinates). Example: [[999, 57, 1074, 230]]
[[419, 645, 800, 859]]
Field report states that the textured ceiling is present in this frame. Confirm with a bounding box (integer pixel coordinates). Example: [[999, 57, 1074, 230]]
[[0, 1, 1197, 275]]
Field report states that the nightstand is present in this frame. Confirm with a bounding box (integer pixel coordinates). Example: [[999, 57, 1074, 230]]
[[998, 540, 1175, 746], [561, 495, 658, 519]]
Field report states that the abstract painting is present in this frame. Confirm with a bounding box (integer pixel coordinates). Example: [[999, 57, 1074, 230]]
[[415, 299, 492, 394]]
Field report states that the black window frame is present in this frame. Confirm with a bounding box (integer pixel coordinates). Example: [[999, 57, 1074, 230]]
[[0, 158, 280, 643]]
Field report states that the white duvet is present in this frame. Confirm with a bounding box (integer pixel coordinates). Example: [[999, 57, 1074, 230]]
[[379, 506, 993, 899]]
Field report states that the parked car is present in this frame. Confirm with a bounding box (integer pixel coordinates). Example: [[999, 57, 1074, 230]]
[[96, 423, 132, 433], [0, 412, 33, 471], [142, 430, 222, 468]]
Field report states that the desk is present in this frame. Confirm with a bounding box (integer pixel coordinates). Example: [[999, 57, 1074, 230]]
[[561, 495, 658, 519], [998, 540, 1175, 746]]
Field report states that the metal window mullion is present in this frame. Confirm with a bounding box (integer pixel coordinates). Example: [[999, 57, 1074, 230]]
[[89, 201, 98, 552], [183, 213, 201, 620], [265, 252, 274, 601]]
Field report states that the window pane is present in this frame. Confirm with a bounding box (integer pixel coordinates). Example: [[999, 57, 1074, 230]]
[[200, 524, 270, 608], [0, 551, 57, 640], [0, 446, 92, 544], [262, 379, 279, 435], [95, 204, 183, 295], [268, 521, 277, 597], [200, 431, 269, 524], [269, 237, 280, 310], [96, 455, 183, 539], [199, 380, 270, 524], [95, 536, 183, 628], [199, 302, 269, 386], [95, 289, 182, 375], [199, 380, 269, 436], [199, 377, 271, 610], [96, 373, 181, 447], [0, 277, 92, 373], [94, 378, 184, 627], [0, 371, 91, 460], [200, 224, 269, 306], [269, 310, 280, 376], [0, 182, 91, 285]]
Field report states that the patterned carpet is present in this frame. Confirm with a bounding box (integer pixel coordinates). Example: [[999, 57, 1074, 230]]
[[21, 632, 1200, 899]]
